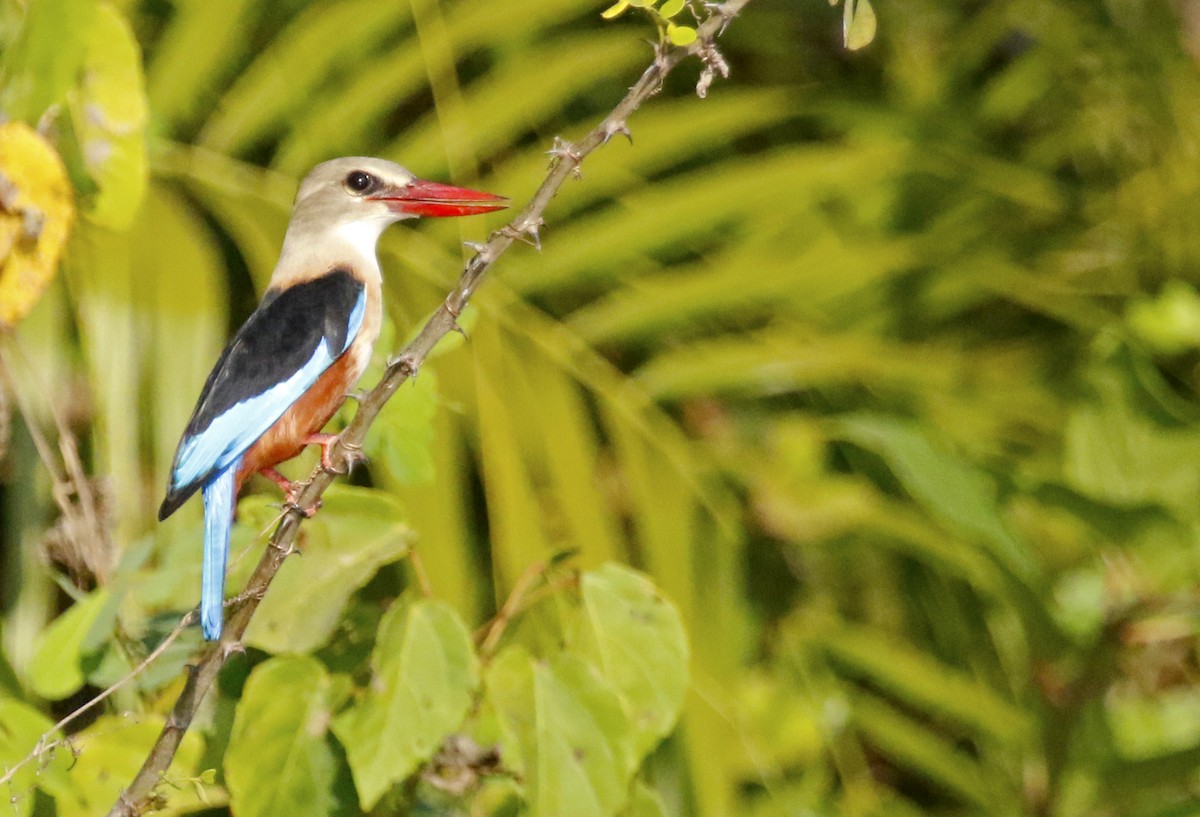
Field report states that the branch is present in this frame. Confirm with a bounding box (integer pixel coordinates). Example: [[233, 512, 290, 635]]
[[107, 4, 750, 813]]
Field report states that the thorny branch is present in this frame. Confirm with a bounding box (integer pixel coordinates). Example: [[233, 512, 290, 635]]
[[105, 3, 751, 813]]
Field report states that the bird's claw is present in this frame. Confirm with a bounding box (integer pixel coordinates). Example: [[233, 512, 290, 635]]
[[281, 497, 321, 519]]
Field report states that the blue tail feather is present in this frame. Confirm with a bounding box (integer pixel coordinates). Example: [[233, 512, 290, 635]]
[[201, 460, 240, 640]]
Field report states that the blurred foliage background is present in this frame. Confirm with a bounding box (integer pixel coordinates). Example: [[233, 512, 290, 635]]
[[4, 0, 1200, 815]]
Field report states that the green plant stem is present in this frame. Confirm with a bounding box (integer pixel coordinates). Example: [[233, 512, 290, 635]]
[[106, 3, 751, 813]]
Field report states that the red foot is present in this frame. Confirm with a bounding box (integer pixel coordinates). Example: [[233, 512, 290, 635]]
[[260, 467, 320, 517], [304, 433, 341, 473], [261, 467, 299, 501], [303, 432, 366, 475]]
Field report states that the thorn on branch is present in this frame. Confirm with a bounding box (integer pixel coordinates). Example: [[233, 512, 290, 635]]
[[270, 531, 304, 554], [310, 435, 364, 476], [334, 440, 367, 474], [500, 218, 544, 251], [654, 40, 672, 73], [462, 240, 493, 264], [602, 119, 633, 144], [547, 137, 583, 179], [344, 389, 368, 402], [703, 1, 736, 36], [694, 37, 730, 99], [114, 792, 138, 817], [387, 352, 420, 379]]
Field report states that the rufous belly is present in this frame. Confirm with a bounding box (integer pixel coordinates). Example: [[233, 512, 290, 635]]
[[235, 351, 357, 490]]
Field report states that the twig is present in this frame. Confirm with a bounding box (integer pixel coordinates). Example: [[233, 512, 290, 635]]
[[475, 560, 550, 657], [0, 611, 194, 790], [0, 339, 111, 585], [107, 4, 750, 813]]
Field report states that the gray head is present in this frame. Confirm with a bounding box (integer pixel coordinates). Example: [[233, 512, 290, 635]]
[[291, 156, 507, 232], [274, 157, 508, 281]]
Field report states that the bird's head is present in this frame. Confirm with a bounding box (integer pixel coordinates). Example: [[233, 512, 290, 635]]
[[293, 156, 508, 228], [278, 157, 508, 275]]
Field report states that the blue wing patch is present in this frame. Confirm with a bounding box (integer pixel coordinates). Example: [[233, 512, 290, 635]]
[[159, 273, 366, 518], [171, 339, 339, 486]]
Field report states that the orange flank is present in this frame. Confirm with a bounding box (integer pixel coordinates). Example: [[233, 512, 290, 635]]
[[235, 350, 357, 490]]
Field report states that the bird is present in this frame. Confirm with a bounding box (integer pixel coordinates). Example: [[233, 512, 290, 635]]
[[158, 157, 507, 640]]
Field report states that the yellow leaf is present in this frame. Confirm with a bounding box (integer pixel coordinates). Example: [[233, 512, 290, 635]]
[[667, 22, 697, 46], [0, 122, 75, 329], [601, 0, 630, 18], [75, 3, 149, 229], [843, 0, 877, 51]]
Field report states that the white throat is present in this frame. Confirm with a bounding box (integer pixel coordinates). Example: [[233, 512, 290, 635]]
[[334, 219, 389, 264], [273, 217, 390, 288]]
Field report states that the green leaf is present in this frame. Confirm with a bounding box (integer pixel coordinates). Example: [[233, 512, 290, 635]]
[[226, 656, 353, 817], [26, 589, 110, 700], [0, 0, 96, 122], [243, 486, 412, 653], [386, 32, 645, 176], [274, 0, 588, 173], [658, 0, 684, 19], [623, 782, 669, 817], [130, 187, 228, 494], [819, 625, 1030, 745], [524, 355, 624, 568], [198, 0, 410, 154], [73, 2, 148, 229], [575, 564, 689, 759], [0, 623, 21, 697], [53, 714, 209, 817], [1127, 279, 1200, 355], [850, 692, 987, 807], [144, 0, 260, 132], [367, 368, 438, 486], [0, 698, 70, 817], [831, 414, 1039, 581], [601, 0, 631, 18], [842, 0, 877, 51], [1065, 354, 1200, 517], [332, 597, 479, 811], [471, 322, 554, 589], [666, 23, 696, 46], [487, 647, 636, 817]]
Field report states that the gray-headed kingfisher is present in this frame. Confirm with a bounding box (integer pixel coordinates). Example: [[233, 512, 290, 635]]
[[157, 157, 507, 640]]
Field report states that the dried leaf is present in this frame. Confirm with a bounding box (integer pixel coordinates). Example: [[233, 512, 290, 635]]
[[0, 122, 74, 329]]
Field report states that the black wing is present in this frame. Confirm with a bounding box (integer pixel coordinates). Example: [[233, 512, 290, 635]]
[[158, 269, 366, 520]]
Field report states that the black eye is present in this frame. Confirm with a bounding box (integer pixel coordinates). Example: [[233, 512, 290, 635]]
[[345, 171, 373, 193]]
